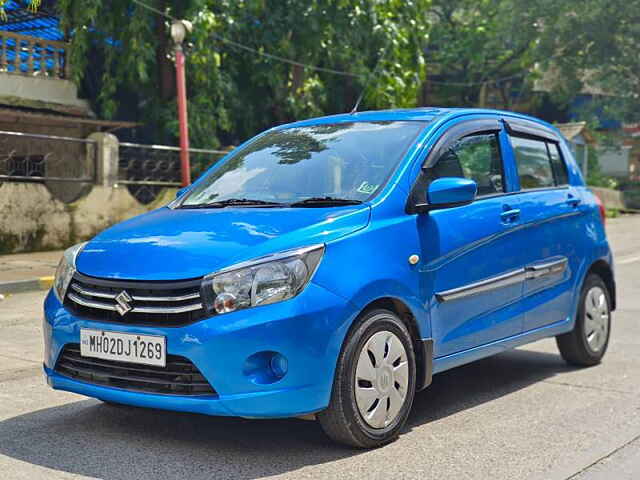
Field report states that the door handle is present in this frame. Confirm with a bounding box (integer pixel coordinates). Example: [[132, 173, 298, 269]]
[[500, 206, 521, 224], [566, 194, 581, 208]]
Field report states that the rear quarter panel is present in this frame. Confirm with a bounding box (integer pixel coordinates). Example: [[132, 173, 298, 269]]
[[556, 139, 613, 331]]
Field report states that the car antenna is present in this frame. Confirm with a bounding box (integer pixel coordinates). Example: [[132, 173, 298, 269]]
[[350, 37, 393, 115]]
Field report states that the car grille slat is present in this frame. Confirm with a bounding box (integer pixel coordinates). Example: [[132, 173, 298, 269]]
[[64, 273, 206, 326], [55, 344, 217, 396], [58, 355, 207, 379], [70, 283, 117, 299], [70, 283, 201, 302]]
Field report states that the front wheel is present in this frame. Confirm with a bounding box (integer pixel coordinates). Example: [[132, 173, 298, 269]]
[[556, 274, 611, 366], [318, 309, 416, 448]]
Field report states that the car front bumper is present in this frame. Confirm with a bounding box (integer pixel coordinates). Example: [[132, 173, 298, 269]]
[[43, 282, 355, 418]]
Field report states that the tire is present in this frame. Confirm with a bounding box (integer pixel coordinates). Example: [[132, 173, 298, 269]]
[[318, 309, 417, 448], [556, 273, 611, 366]]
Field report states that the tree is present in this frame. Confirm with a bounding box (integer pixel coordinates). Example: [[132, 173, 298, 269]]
[[421, 0, 559, 110], [54, 0, 431, 149], [536, 0, 640, 124]]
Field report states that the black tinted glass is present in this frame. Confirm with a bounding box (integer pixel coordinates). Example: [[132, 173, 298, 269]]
[[432, 133, 504, 195], [548, 142, 569, 185], [511, 136, 554, 189]]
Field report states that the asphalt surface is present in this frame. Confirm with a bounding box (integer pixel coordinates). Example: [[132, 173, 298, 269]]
[[0, 216, 639, 480]]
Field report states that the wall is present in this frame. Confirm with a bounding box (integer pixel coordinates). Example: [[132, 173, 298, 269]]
[[0, 72, 90, 117], [597, 146, 632, 178], [0, 131, 228, 254], [0, 182, 176, 254], [591, 187, 626, 210]]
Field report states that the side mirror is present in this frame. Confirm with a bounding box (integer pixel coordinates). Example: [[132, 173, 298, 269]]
[[425, 177, 477, 210], [175, 186, 189, 199]]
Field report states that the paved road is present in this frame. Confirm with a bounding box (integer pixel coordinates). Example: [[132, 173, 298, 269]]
[[1, 216, 639, 480]]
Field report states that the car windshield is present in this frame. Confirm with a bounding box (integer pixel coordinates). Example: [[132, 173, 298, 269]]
[[179, 121, 426, 207]]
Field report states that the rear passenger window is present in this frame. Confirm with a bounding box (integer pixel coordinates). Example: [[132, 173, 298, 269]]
[[548, 143, 569, 185], [511, 137, 555, 189], [431, 133, 504, 196]]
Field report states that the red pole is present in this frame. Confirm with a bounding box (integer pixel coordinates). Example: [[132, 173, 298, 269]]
[[175, 46, 191, 186]]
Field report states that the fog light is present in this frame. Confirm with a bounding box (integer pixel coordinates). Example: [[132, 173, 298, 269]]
[[243, 351, 288, 384], [269, 353, 288, 378]]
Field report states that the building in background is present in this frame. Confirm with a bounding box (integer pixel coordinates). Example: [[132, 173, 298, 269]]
[[556, 122, 593, 177], [0, 0, 136, 137]]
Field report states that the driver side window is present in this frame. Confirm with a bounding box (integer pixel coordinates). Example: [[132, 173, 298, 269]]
[[431, 133, 504, 196]]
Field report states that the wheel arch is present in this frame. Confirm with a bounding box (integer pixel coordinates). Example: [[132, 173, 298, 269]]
[[586, 259, 616, 311], [355, 297, 433, 391]]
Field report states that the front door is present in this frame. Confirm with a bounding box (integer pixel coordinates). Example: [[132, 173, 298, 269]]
[[415, 119, 527, 357]]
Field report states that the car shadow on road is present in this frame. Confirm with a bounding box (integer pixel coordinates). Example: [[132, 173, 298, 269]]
[[409, 347, 580, 427], [0, 347, 578, 480]]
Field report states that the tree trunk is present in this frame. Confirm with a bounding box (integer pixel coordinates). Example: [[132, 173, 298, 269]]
[[292, 64, 304, 94], [155, 3, 174, 101], [419, 69, 430, 106], [477, 83, 487, 107]]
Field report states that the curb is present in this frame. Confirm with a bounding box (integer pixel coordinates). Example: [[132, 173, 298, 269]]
[[0, 276, 54, 294]]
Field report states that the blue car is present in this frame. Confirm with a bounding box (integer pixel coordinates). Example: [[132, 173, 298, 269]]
[[44, 108, 615, 448]]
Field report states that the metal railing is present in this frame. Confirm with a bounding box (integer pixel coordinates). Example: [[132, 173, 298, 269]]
[[0, 130, 96, 182], [0, 129, 232, 204], [0, 130, 96, 203], [0, 31, 70, 79], [118, 142, 229, 204]]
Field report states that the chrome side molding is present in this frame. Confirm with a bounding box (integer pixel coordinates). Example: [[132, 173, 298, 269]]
[[436, 257, 568, 303], [525, 257, 568, 280], [436, 268, 526, 303]]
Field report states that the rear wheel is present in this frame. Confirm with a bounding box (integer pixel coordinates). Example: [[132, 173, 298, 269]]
[[318, 309, 416, 448], [556, 274, 611, 366]]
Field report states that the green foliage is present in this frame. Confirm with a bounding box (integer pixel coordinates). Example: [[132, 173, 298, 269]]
[[605, 208, 620, 218], [424, 0, 551, 108], [49, 0, 640, 149], [536, 0, 640, 123], [55, 0, 430, 149]]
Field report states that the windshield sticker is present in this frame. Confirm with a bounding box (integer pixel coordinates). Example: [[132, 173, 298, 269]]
[[356, 181, 380, 195]]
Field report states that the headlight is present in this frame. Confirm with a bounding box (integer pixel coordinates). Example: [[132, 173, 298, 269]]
[[53, 242, 87, 302], [201, 244, 325, 315]]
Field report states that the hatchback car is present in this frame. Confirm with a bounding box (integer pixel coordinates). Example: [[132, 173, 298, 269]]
[[44, 108, 615, 448]]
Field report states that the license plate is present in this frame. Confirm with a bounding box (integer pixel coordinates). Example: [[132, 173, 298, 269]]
[[80, 329, 166, 367]]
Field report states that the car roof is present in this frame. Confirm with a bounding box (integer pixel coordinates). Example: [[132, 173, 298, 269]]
[[276, 107, 558, 134]]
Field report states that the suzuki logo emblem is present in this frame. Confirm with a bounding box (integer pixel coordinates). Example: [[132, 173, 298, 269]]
[[380, 372, 389, 390], [115, 290, 133, 316]]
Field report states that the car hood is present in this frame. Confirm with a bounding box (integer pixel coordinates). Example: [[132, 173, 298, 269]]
[[76, 205, 370, 280]]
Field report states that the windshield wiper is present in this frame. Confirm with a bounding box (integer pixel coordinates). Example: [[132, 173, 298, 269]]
[[289, 196, 364, 207], [180, 198, 285, 209]]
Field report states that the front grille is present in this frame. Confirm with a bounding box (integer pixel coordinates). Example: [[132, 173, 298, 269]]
[[55, 344, 217, 396], [64, 273, 206, 326]]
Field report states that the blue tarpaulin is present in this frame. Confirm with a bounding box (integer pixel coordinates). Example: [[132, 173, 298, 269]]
[[0, 1, 65, 75], [0, 0, 63, 41]]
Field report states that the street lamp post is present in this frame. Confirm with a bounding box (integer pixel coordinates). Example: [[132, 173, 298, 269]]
[[171, 19, 192, 187]]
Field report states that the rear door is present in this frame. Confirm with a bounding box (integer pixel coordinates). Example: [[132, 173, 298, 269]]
[[504, 120, 584, 331], [413, 118, 527, 357]]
